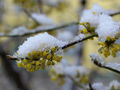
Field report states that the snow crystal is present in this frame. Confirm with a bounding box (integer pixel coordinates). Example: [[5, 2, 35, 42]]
[[32, 13, 54, 25], [96, 14, 120, 41], [15, 32, 67, 58], [80, 4, 106, 27], [90, 54, 105, 65], [109, 80, 120, 89]]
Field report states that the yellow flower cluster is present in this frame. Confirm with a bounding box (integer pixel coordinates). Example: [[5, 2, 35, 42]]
[[110, 85, 120, 90], [49, 69, 65, 85], [17, 46, 62, 72], [75, 72, 89, 84], [80, 22, 95, 34], [49, 68, 89, 85], [98, 37, 120, 57]]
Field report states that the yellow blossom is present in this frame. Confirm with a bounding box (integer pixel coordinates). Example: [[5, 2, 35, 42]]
[[98, 37, 120, 57], [17, 46, 62, 72]]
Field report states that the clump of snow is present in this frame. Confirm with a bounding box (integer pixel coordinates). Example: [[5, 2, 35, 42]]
[[105, 62, 120, 72], [92, 82, 108, 90], [64, 66, 89, 78], [90, 54, 105, 65], [52, 59, 68, 74], [10, 26, 29, 35], [96, 14, 120, 41], [80, 4, 106, 27], [57, 31, 74, 42], [52, 62, 89, 79], [52, 63, 65, 74], [109, 80, 120, 89], [32, 13, 54, 25], [73, 34, 85, 41], [15, 32, 67, 58], [114, 38, 120, 44]]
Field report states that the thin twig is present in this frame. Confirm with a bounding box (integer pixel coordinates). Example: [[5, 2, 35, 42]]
[[62, 34, 97, 49], [0, 10, 119, 38], [22, 8, 40, 25], [110, 11, 120, 16], [92, 60, 120, 75], [89, 83, 94, 90], [7, 34, 97, 61]]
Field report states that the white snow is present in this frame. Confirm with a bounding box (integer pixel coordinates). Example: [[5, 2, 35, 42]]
[[80, 4, 106, 27], [105, 62, 120, 72], [96, 14, 120, 41], [57, 31, 74, 42], [10, 26, 29, 35], [92, 82, 109, 90], [73, 34, 85, 41], [32, 13, 54, 25], [90, 54, 105, 65], [64, 66, 89, 78], [109, 80, 120, 89], [15, 32, 67, 58]]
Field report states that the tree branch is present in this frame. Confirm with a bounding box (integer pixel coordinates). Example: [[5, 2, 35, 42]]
[[92, 58, 120, 75], [110, 11, 120, 16], [0, 22, 79, 37], [62, 34, 97, 49], [22, 8, 40, 25], [7, 34, 97, 61], [0, 10, 119, 38], [89, 83, 94, 90]]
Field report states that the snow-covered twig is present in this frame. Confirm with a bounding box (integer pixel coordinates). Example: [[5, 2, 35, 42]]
[[22, 8, 40, 25], [7, 34, 97, 61], [0, 22, 79, 37], [62, 34, 97, 49], [109, 11, 120, 16], [0, 10, 120, 38], [90, 54, 120, 74]]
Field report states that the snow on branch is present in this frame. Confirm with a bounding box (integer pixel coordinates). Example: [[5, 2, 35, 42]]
[[8, 33, 97, 62], [0, 8, 120, 38], [62, 34, 97, 49], [90, 54, 120, 74], [0, 22, 79, 37]]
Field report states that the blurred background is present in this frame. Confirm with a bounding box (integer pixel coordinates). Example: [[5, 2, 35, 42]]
[[0, 0, 120, 90]]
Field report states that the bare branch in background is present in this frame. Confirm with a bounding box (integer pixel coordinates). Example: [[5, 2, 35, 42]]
[[79, 0, 87, 16], [22, 8, 40, 25], [0, 22, 79, 37], [0, 10, 119, 38], [37, 0, 43, 13], [89, 83, 94, 90]]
